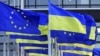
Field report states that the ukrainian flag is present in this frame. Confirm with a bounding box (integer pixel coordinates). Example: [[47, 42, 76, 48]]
[[49, 3, 86, 35], [57, 13, 97, 56], [49, 3, 97, 56]]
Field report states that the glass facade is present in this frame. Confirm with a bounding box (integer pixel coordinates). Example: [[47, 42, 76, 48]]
[[0, 0, 100, 9]]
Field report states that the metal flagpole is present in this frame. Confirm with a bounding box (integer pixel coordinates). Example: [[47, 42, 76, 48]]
[[13, 0, 16, 7], [48, 27, 51, 56], [58, 0, 62, 7], [61, 51, 63, 56], [18, 0, 25, 55], [59, 44, 62, 56], [21, 0, 24, 9], [13, 39, 16, 56], [7, 35, 10, 56], [21, 47, 23, 56], [12, 1, 15, 53], [55, 38, 58, 56], [17, 43, 20, 56], [3, 35, 6, 56], [48, 1, 51, 56], [17, 0, 20, 8], [21, 46, 25, 56], [20, 0, 24, 56], [48, 13, 52, 56], [48, 0, 52, 56], [51, 38, 54, 56]]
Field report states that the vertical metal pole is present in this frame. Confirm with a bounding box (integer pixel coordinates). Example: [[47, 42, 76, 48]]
[[55, 38, 58, 56], [7, 35, 10, 56], [17, 44, 20, 56], [48, 29, 51, 56], [59, 44, 62, 56], [3, 35, 6, 56], [21, 0, 24, 9], [21, 47, 24, 56], [13, 0, 16, 7], [17, 0, 20, 8], [52, 38, 57, 56], [48, 16, 51, 56], [48, 20, 51, 56], [61, 51, 63, 56], [58, 0, 61, 7], [48, 0, 51, 55], [51, 38, 54, 56], [13, 39, 16, 56]]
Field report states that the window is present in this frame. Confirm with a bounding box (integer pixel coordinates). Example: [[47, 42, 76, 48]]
[[51, 0, 61, 5], [63, 0, 76, 8], [24, 0, 35, 8], [77, 0, 89, 4], [36, 0, 48, 8], [91, 0, 100, 4], [64, 0, 76, 5]]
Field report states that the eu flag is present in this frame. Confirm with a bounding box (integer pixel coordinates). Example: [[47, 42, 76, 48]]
[[0, 2, 41, 35], [22, 10, 48, 35]]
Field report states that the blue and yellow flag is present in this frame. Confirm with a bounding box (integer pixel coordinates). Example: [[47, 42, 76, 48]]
[[93, 48, 100, 56], [83, 14, 97, 41], [49, 3, 86, 35], [25, 49, 48, 56], [0, 2, 43, 35], [38, 13, 48, 35], [57, 13, 97, 56], [49, 3, 97, 56], [49, 3, 87, 43], [19, 43, 48, 48], [10, 35, 48, 48]]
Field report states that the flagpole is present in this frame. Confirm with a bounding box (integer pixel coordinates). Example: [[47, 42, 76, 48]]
[[59, 44, 62, 56], [48, 14, 52, 56], [51, 38, 54, 56], [21, 0, 24, 9], [48, 0, 52, 56], [3, 35, 6, 56], [17, 43, 20, 56], [61, 51, 63, 56], [55, 38, 59, 56], [14, 0, 16, 7], [21, 47, 23, 56], [21, 47, 24, 56], [48, 25, 51, 56], [13, 40, 16, 56], [7, 35, 10, 56], [18, 0, 20, 8]]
